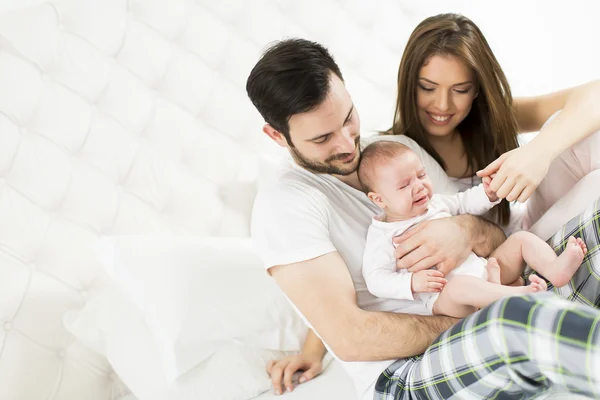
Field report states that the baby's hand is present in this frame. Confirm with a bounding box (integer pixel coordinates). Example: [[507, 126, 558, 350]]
[[482, 175, 499, 202], [411, 270, 447, 293]]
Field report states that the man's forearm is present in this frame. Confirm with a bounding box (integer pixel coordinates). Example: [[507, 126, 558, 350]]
[[302, 328, 327, 360], [461, 214, 506, 257], [339, 311, 458, 362]]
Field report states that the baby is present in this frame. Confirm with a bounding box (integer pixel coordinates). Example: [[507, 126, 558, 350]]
[[358, 140, 588, 318]]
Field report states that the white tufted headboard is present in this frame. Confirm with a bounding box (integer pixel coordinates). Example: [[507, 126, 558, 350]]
[[0, 0, 598, 399]]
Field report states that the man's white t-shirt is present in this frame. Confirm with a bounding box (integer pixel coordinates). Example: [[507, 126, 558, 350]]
[[251, 135, 459, 400]]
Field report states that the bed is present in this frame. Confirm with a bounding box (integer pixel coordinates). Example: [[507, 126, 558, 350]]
[[0, 1, 598, 399]]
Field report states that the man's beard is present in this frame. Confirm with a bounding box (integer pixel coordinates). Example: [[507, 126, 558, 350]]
[[290, 136, 361, 176]]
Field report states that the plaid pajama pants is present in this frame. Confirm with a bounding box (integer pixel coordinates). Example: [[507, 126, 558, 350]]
[[375, 198, 600, 399]]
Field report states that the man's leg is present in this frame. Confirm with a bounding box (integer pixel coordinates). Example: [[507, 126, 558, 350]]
[[375, 292, 600, 400]]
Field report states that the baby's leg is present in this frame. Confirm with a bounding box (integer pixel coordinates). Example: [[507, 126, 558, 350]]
[[486, 258, 501, 284], [486, 258, 524, 286], [432, 275, 547, 319], [492, 231, 587, 288], [490, 231, 536, 285]]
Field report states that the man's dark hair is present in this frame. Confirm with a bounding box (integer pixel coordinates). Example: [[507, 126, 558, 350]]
[[246, 38, 344, 146]]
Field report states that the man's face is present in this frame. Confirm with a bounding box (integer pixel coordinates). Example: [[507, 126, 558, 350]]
[[284, 75, 361, 176]]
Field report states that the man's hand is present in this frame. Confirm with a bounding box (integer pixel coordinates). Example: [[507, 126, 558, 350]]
[[266, 353, 323, 395], [411, 270, 447, 293], [393, 217, 473, 275]]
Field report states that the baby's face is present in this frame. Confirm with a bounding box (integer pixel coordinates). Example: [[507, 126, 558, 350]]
[[372, 151, 434, 218]]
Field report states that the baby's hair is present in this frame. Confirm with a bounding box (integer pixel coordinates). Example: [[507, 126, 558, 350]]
[[357, 140, 413, 193]]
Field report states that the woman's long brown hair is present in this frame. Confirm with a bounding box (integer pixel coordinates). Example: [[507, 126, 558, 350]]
[[387, 13, 519, 225]]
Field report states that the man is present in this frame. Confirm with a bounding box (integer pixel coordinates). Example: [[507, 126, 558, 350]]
[[246, 38, 600, 399]]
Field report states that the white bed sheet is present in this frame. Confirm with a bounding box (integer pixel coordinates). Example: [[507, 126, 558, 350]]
[[117, 358, 592, 400], [252, 360, 356, 400], [116, 360, 356, 400], [253, 360, 591, 400]]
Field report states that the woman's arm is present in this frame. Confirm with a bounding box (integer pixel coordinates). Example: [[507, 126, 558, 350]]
[[514, 80, 600, 138], [526, 80, 600, 160], [479, 80, 600, 201]]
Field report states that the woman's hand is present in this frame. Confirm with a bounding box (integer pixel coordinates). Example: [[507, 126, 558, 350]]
[[393, 217, 473, 275], [266, 352, 324, 395], [476, 145, 552, 203]]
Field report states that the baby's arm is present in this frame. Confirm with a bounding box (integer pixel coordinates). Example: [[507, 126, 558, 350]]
[[435, 183, 501, 216], [363, 260, 415, 300], [362, 230, 415, 300]]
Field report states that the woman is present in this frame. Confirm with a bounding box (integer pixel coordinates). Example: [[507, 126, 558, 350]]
[[388, 13, 600, 237], [266, 13, 600, 395]]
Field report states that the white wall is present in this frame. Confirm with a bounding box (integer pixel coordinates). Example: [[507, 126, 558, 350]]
[[233, 0, 599, 145]]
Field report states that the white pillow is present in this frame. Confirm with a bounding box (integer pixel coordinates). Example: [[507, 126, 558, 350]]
[[96, 236, 307, 382], [65, 284, 295, 400]]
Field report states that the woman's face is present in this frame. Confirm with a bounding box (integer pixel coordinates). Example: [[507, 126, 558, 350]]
[[416, 54, 478, 138]]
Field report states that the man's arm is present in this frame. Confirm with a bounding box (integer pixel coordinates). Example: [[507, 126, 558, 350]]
[[265, 328, 327, 395], [301, 328, 327, 360], [393, 214, 506, 275], [464, 214, 506, 257], [271, 251, 458, 362]]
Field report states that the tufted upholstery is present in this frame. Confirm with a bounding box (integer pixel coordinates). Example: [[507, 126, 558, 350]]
[[0, 1, 598, 399]]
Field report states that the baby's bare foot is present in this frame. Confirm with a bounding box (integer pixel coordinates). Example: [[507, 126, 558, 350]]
[[487, 257, 501, 284], [547, 237, 587, 288], [575, 237, 588, 256], [526, 274, 548, 293]]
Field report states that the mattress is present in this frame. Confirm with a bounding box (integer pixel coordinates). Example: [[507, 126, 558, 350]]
[[0, 0, 598, 399]]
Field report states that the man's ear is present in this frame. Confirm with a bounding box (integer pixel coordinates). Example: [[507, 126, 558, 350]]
[[367, 191, 385, 209], [263, 124, 289, 148]]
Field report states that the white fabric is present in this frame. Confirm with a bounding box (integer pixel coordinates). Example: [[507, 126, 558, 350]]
[[252, 135, 459, 400], [0, 1, 597, 399], [529, 169, 600, 242], [524, 113, 600, 232], [65, 282, 301, 400], [0, 1, 454, 397], [362, 185, 497, 309], [253, 359, 355, 400], [96, 237, 307, 382], [0, 1, 273, 397], [112, 359, 357, 400]]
